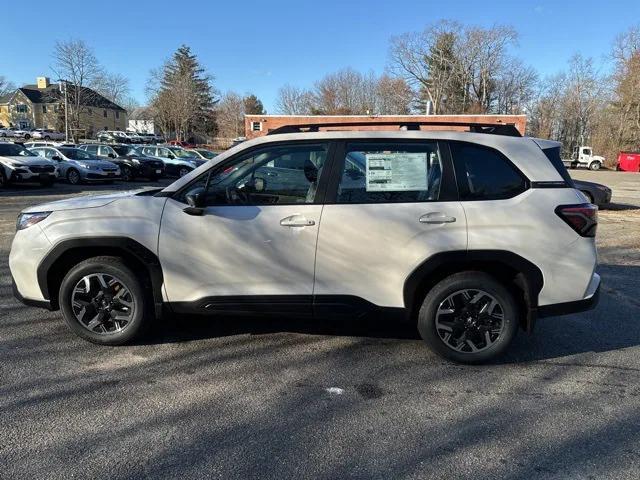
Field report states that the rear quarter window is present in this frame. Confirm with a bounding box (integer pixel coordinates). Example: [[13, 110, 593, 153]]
[[450, 142, 528, 201], [541, 146, 575, 187]]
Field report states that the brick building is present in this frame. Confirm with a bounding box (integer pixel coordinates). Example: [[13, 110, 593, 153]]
[[245, 114, 527, 139]]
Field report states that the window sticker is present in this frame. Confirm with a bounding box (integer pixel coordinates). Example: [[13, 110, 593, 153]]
[[365, 153, 429, 192]]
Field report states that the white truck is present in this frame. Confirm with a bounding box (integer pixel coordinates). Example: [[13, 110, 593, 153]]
[[563, 146, 605, 170]]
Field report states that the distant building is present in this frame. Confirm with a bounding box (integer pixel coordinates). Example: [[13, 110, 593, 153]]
[[244, 114, 527, 139], [0, 76, 127, 136]]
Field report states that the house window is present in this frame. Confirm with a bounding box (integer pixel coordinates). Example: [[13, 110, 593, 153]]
[[16, 104, 28, 113], [103, 110, 107, 117], [116, 111, 120, 119], [42, 105, 48, 114], [251, 121, 262, 132]]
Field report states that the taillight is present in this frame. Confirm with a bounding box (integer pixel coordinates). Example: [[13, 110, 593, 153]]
[[555, 203, 598, 237]]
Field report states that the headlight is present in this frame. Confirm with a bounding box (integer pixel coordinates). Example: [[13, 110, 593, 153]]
[[16, 212, 51, 230], [188, 160, 197, 167]]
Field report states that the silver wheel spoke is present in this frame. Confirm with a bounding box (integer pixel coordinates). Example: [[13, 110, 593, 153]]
[[71, 273, 135, 335], [434, 288, 505, 355]]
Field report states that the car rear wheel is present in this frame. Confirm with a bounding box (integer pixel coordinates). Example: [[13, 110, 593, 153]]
[[178, 167, 191, 178], [44, 135, 51, 140], [66, 168, 81, 185], [59, 256, 150, 345], [417, 272, 519, 364]]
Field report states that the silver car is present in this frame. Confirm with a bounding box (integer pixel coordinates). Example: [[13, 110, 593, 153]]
[[30, 146, 120, 184]]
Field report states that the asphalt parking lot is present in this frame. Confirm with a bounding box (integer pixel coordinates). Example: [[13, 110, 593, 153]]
[[1, 171, 640, 479]]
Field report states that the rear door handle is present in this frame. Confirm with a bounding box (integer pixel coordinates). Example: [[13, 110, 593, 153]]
[[280, 215, 315, 227], [419, 212, 456, 224]]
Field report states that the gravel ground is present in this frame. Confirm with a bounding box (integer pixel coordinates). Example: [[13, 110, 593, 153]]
[[1, 172, 639, 479]]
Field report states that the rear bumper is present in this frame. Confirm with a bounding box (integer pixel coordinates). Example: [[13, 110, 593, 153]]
[[538, 272, 600, 318]]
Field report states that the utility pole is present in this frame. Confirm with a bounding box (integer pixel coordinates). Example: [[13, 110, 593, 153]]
[[57, 79, 69, 142]]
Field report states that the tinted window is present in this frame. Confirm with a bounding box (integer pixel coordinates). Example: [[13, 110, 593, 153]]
[[451, 142, 527, 200], [541, 146, 574, 187], [59, 148, 94, 160], [336, 142, 442, 203], [180, 143, 328, 206], [0, 144, 37, 156]]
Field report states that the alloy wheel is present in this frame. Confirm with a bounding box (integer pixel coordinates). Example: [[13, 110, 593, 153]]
[[71, 273, 136, 334], [178, 167, 190, 177], [68, 170, 80, 184], [435, 289, 505, 353]]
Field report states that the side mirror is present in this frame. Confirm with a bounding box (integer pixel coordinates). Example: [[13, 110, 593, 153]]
[[168, 154, 175, 159], [51, 155, 61, 161], [183, 187, 206, 216], [108, 153, 116, 158]]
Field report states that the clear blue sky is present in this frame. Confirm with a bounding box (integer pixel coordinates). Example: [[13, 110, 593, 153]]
[[1, 0, 638, 112]]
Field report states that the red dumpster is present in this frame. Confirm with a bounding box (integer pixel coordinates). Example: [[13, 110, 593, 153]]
[[618, 151, 640, 172]]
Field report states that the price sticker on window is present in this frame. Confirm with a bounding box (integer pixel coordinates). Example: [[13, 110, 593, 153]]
[[365, 153, 429, 192]]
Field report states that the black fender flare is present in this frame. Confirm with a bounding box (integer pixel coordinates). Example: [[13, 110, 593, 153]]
[[37, 236, 164, 316]]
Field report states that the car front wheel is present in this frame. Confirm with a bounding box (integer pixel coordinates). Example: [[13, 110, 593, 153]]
[[66, 168, 81, 185], [417, 272, 519, 364], [0, 168, 7, 188], [589, 161, 601, 171], [178, 167, 191, 178], [121, 166, 133, 182], [59, 256, 150, 345]]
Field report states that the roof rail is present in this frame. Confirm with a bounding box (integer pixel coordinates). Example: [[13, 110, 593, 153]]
[[266, 121, 522, 137]]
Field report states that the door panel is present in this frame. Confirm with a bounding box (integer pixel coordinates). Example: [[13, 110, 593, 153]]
[[314, 202, 466, 307], [159, 199, 322, 304], [314, 140, 466, 308]]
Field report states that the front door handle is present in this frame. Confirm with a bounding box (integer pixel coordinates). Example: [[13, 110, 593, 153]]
[[280, 215, 315, 227], [419, 212, 456, 224]]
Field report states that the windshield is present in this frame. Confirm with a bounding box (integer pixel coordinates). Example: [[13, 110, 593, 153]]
[[112, 145, 137, 156], [0, 144, 38, 156], [59, 148, 96, 160], [197, 149, 216, 159], [169, 147, 196, 158]]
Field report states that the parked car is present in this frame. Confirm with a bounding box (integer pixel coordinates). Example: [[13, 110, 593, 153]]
[[30, 146, 120, 184], [573, 179, 612, 206], [563, 146, 605, 171], [97, 130, 131, 144], [187, 148, 218, 160], [140, 145, 198, 177], [24, 141, 73, 149], [10, 125, 600, 364], [169, 140, 195, 148], [11, 128, 33, 139], [0, 126, 16, 138], [31, 129, 65, 141], [78, 143, 165, 181], [0, 142, 58, 187], [125, 132, 144, 144]]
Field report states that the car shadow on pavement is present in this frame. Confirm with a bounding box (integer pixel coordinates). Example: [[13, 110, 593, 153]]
[[142, 263, 640, 364], [604, 202, 640, 211]]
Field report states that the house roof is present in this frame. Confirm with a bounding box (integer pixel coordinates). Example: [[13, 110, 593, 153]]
[[18, 83, 126, 111], [0, 92, 13, 104]]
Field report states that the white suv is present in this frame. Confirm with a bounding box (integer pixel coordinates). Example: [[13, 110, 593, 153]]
[[9, 125, 600, 363]]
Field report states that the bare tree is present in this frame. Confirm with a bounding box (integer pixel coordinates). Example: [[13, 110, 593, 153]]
[[0, 75, 15, 97], [275, 84, 314, 115], [375, 75, 414, 114], [52, 39, 103, 140], [92, 72, 130, 107], [215, 91, 245, 138]]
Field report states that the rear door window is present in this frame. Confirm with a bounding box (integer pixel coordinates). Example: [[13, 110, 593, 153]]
[[335, 142, 443, 203], [450, 142, 527, 200]]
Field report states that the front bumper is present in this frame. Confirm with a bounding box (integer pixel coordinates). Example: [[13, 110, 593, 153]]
[[139, 164, 165, 178], [12, 276, 52, 310], [10, 170, 57, 183], [84, 171, 120, 181], [538, 272, 601, 318]]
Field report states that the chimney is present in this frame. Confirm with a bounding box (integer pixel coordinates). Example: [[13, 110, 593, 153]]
[[37, 77, 50, 89]]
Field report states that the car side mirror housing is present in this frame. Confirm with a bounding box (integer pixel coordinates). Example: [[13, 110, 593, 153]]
[[52, 155, 61, 161], [168, 154, 175, 159], [183, 187, 206, 216], [108, 153, 116, 158]]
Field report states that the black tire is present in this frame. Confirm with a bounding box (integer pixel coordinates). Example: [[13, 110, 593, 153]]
[[178, 167, 191, 178], [59, 256, 150, 345], [0, 168, 7, 188], [121, 166, 134, 182], [589, 161, 601, 171], [44, 135, 51, 140], [417, 272, 519, 364], [24, 134, 31, 140], [66, 168, 81, 185]]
